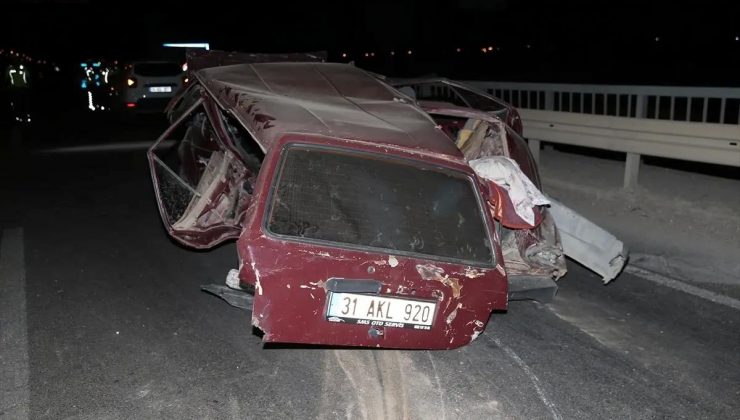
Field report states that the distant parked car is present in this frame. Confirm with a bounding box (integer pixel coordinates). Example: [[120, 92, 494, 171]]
[[121, 61, 184, 112]]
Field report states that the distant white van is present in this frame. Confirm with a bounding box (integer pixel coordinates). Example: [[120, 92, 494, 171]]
[[121, 61, 184, 112]]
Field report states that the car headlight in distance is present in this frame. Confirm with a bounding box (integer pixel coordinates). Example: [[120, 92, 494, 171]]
[[126, 77, 137, 87]]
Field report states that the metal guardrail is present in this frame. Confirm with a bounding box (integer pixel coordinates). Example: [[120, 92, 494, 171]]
[[466, 81, 740, 125], [464, 81, 740, 188], [519, 109, 739, 188]]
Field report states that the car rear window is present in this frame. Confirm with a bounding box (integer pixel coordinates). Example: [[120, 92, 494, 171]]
[[134, 62, 182, 77], [266, 145, 493, 265]]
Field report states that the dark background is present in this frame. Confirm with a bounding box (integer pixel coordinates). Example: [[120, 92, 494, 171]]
[[2, 0, 739, 84]]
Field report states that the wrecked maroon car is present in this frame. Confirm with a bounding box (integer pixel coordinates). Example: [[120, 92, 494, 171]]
[[147, 50, 626, 350]]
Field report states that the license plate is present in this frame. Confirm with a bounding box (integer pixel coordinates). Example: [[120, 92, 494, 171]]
[[148, 86, 172, 93], [326, 292, 436, 330]]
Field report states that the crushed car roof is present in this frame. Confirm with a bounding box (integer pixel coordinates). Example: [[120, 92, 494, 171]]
[[195, 62, 464, 159]]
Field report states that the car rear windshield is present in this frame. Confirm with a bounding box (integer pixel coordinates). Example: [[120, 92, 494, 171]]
[[133, 62, 181, 77], [266, 145, 493, 265]]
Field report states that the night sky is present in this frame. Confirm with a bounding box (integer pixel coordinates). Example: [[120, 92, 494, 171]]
[[3, 0, 739, 85]]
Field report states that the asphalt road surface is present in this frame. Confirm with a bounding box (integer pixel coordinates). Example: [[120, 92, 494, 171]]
[[1, 112, 739, 419]]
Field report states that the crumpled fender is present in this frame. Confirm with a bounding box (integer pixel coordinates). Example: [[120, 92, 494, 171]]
[[483, 180, 544, 229], [470, 156, 550, 230]]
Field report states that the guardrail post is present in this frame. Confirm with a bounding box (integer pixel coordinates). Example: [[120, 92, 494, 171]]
[[527, 138, 541, 164], [545, 91, 554, 110], [624, 153, 641, 189], [635, 95, 646, 118]]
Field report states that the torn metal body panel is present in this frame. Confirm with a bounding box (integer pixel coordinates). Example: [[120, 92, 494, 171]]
[[388, 78, 524, 136], [148, 97, 251, 249], [201, 284, 254, 310], [147, 51, 627, 349], [388, 79, 628, 290], [548, 199, 628, 283], [406, 102, 568, 284]]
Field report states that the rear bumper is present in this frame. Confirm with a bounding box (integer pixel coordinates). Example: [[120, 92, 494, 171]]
[[130, 97, 173, 112], [240, 244, 508, 350], [122, 85, 178, 112]]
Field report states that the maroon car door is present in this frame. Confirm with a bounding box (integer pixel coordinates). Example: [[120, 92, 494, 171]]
[[147, 96, 252, 249]]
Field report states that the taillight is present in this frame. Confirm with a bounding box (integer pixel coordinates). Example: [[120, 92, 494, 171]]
[[126, 77, 137, 88], [126, 103, 136, 108]]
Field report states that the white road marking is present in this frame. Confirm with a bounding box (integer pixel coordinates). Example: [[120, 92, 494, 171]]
[[0, 228, 29, 420], [426, 351, 447, 420], [485, 335, 563, 420], [625, 265, 740, 311], [37, 140, 174, 154]]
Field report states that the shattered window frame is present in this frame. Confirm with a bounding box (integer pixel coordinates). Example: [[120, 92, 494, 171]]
[[262, 143, 497, 268], [150, 96, 230, 226], [149, 98, 205, 224]]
